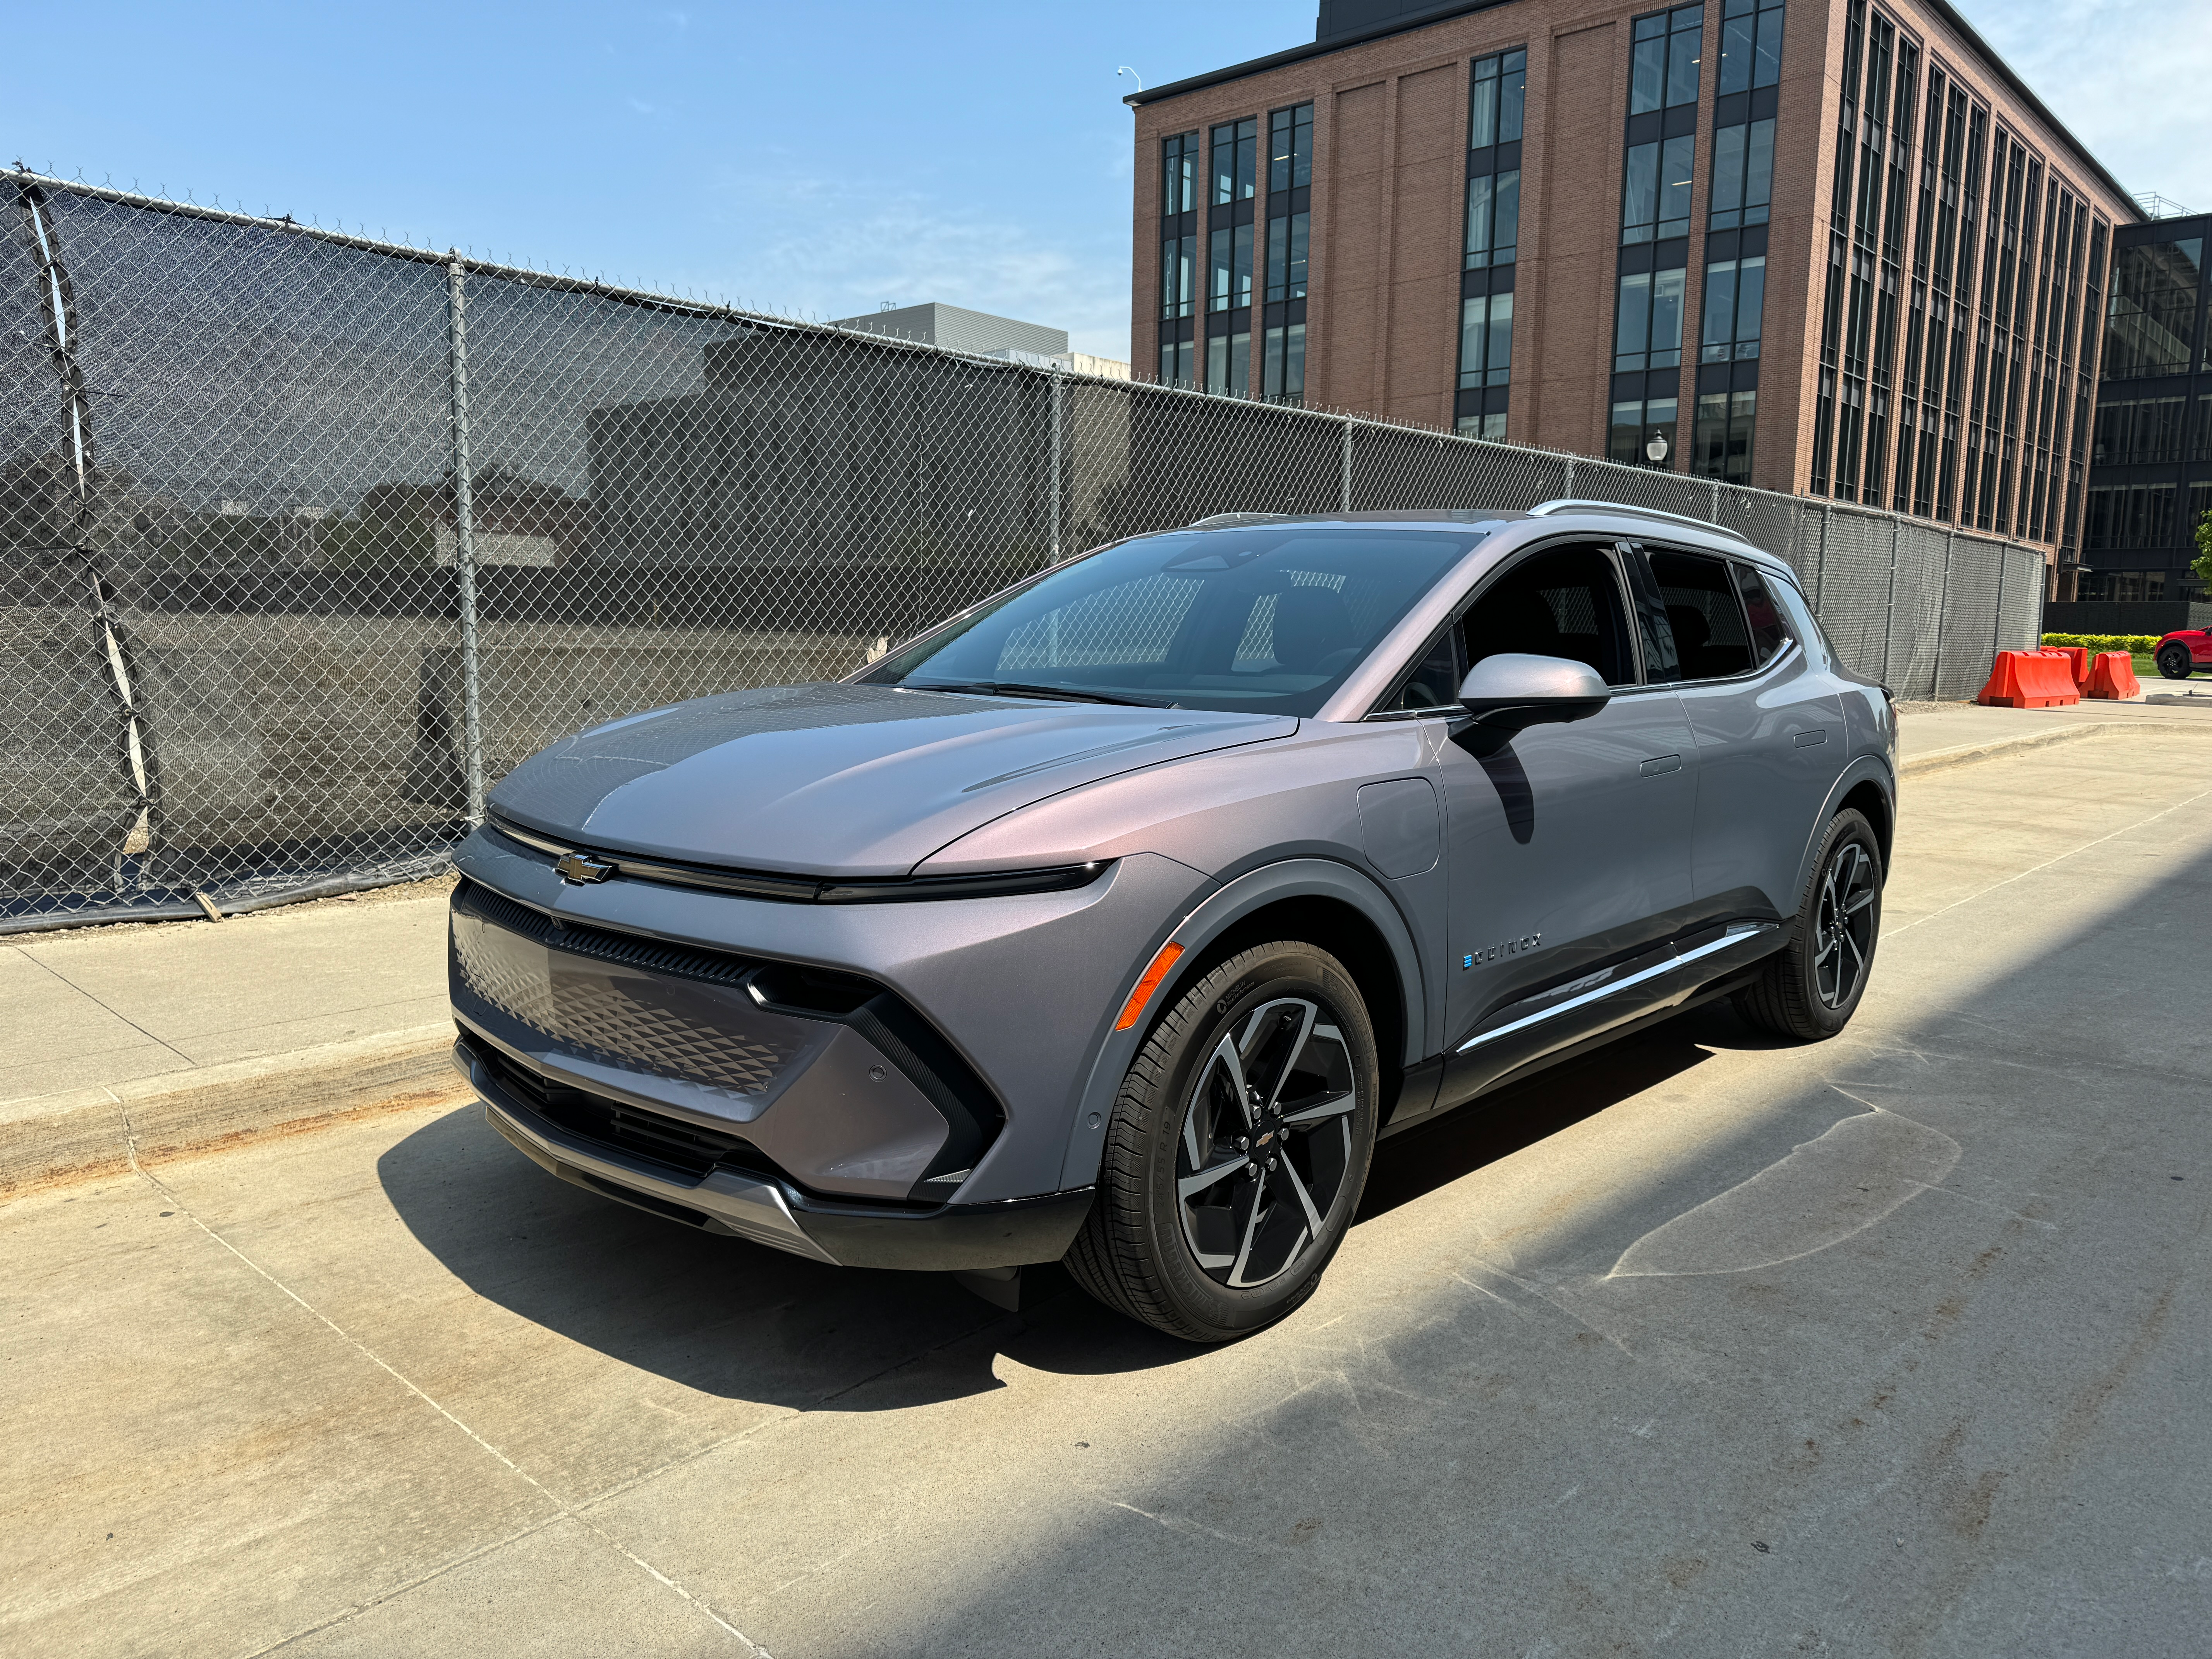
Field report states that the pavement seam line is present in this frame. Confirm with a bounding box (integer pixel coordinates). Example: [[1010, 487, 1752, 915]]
[[118, 1147, 776, 1659], [1884, 782, 2212, 942], [12, 949, 198, 1067], [240, 1514, 578, 1658]]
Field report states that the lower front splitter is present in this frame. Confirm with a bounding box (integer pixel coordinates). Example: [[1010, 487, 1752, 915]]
[[459, 1038, 1093, 1272]]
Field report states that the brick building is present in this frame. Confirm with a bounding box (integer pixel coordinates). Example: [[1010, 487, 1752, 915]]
[[1127, 0, 2140, 593]]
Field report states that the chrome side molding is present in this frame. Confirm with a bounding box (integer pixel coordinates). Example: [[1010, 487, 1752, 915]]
[[1455, 922, 1778, 1054]]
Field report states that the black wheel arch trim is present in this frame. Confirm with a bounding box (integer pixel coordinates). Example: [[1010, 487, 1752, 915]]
[[1790, 756, 1895, 924], [1054, 856, 1427, 1192]]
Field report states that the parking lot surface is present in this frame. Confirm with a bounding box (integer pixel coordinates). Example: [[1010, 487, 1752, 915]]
[[6, 728, 2212, 1658]]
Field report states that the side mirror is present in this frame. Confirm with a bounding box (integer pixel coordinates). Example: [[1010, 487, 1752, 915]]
[[1455, 653, 1611, 737]]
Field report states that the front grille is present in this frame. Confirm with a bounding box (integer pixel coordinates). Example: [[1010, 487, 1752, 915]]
[[483, 1046, 775, 1182], [451, 879, 797, 1101]]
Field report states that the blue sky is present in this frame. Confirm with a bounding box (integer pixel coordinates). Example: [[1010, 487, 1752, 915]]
[[12, 1, 2206, 362]]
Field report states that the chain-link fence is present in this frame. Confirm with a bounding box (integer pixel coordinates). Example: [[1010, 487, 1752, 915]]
[[3, 169, 2047, 931]]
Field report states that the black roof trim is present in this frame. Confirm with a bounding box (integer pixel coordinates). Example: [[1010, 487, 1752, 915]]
[[1124, 0, 1516, 109]]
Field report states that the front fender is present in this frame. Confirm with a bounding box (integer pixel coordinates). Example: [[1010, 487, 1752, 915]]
[[1054, 857, 1429, 1191]]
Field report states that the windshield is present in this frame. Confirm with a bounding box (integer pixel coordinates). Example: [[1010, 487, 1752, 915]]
[[862, 526, 1487, 717]]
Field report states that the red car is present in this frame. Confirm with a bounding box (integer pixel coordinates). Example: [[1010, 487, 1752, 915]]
[[2155, 628, 2212, 680]]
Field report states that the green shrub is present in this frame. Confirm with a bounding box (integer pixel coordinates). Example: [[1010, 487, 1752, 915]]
[[2042, 632, 2162, 655]]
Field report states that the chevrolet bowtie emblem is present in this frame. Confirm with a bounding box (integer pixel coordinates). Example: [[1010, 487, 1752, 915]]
[[555, 850, 616, 885]]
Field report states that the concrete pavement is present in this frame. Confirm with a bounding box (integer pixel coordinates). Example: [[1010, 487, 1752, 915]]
[[4, 725, 2211, 1656]]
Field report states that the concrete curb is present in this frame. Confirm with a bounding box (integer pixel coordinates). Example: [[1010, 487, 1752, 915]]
[[1899, 716, 2212, 779], [0, 1022, 468, 1199]]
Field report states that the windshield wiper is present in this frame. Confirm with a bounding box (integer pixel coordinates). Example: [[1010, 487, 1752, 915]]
[[903, 680, 1170, 708]]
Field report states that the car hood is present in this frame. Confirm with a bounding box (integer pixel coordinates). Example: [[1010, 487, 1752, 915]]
[[488, 682, 1297, 878]]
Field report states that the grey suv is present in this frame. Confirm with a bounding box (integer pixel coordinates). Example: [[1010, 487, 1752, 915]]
[[449, 502, 1896, 1341]]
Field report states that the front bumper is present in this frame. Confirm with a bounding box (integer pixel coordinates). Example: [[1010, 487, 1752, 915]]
[[456, 1036, 1094, 1271]]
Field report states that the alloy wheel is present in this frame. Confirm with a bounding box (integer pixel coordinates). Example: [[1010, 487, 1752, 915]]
[[1174, 997, 1359, 1290], [1813, 841, 1878, 1009]]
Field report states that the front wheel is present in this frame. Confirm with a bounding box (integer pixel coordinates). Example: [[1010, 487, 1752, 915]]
[[2157, 644, 2194, 681], [1065, 941, 1379, 1342], [1736, 808, 1883, 1041]]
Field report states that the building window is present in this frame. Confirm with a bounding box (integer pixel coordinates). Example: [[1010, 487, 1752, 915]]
[[1709, 118, 1774, 229], [1265, 213, 1309, 302], [1458, 292, 1514, 389], [1615, 266, 1686, 370], [1716, 0, 1784, 93], [1700, 255, 1765, 362], [1161, 131, 1199, 216], [1211, 118, 1257, 205], [1206, 330, 1251, 397], [1630, 5, 1704, 114], [1210, 222, 1254, 313], [2193, 393, 2212, 462], [2083, 483, 2178, 551], [1622, 135, 1695, 243], [1263, 323, 1306, 404], [1158, 337, 1192, 389], [1611, 397, 1681, 466], [2091, 397, 2188, 465], [1693, 388, 1758, 481], [1464, 48, 1527, 283], [1466, 170, 1522, 268], [1269, 103, 1314, 193], [2104, 239, 2204, 379], [1159, 234, 1195, 321], [1468, 49, 1526, 148], [1457, 411, 1509, 441]]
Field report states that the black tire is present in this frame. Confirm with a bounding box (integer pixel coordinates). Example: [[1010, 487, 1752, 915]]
[[1065, 941, 1379, 1343], [1736, 808, 1883, 1041], [2157, 644, 2193, 681]]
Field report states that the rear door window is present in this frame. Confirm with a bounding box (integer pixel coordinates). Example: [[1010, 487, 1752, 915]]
[[1648, 549, 1756, 680], [1731, 562, 1792, 666]]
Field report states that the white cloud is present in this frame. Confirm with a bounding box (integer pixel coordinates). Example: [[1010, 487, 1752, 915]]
[[1962, 0, 2212, 212]]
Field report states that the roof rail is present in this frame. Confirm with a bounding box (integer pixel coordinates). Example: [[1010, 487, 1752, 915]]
[[1527, 498, 1752, 545], [1186, 511, 1297, 528]]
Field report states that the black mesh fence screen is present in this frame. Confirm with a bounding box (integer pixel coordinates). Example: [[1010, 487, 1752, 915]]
[[3, 172, 2051, 929]]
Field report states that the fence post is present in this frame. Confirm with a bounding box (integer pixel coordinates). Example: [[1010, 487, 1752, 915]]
[[1881, 518, 1901, 685], [1991, 536, 2006, 658], [1340, 415, 1355, 512], [1932, 529, 1954, 697], [1816, 498, 1832, 613], [446, 258, 486, 827], [1710, 476, 1722, 522], [1048, 363, 1063, 563], [1563, 455, 1576, 498]]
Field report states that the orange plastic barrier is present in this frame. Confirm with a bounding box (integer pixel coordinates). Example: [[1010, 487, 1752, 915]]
[[2045, 644, 2090, 687], [1976, 649, 2081, 708], [2085, 651, 2142, 700]]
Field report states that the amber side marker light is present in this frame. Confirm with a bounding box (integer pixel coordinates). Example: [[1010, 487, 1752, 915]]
[[1115, 941, 1185, 1032]]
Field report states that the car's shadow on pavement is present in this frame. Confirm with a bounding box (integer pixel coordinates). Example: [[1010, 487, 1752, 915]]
[[1357, 998, 1779, 1223], [378, 1002, 1775, 1406]]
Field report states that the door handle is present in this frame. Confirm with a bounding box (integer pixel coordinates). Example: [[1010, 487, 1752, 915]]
[[1792, 728, 1829, 747], [1639, 753, 1683, 776]]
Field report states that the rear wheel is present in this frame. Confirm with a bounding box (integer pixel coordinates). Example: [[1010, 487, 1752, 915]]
[[2157, 644, 2194, 681], [1065, 941, 1379, 1342], [1736, 808, 1882, 1041]]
